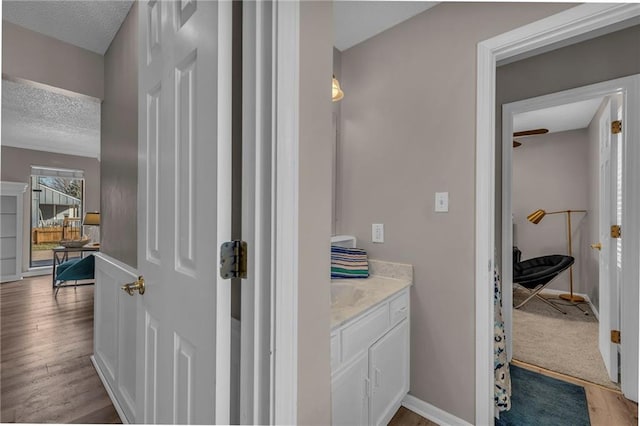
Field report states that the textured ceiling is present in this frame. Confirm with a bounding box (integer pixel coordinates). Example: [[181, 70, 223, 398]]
[[334, 1, 438, 51], [2, 0, 134, 54], [514, 97, 605, 135], [2, 79, 101, 158]]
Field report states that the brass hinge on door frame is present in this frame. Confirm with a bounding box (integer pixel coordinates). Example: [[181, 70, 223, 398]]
[[220, 241, 248, 279], [612, 120, 622, 134], [611, 225, 621, 239], [611, 330, 621, 344]]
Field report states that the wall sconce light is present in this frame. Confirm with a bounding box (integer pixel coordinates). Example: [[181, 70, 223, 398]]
[[332, 75, 344, 102]]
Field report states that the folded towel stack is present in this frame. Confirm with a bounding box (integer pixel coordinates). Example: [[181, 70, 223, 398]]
[[331, 246, 369, 279]]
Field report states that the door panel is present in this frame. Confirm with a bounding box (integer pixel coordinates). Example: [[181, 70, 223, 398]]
[[369, 320, 409, 426], [598, 97, 619, 382], [332, 352, 369, 426], [137, 1, 232, 423], [144, 312, 159, 424]]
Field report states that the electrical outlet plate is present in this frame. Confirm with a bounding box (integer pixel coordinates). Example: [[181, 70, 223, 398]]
[[372, 224, 384, 243]]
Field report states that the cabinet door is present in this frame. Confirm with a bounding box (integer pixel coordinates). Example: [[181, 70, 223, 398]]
[[332, 351, 369, 426], [369, 319, 409, 426]]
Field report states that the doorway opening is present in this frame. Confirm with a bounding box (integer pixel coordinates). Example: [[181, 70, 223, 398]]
[[29, 167, 85, 268], [502, 84, 625, 391]]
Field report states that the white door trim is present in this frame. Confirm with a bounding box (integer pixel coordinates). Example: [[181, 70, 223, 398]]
[[241, 0, 275, 423], [475, 3, 640, 424], [273, 0, 300, 424], [216, 2, 234, 423]]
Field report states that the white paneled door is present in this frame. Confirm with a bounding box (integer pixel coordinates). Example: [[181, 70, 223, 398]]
[[136, 1, 232, 424], [598, 96, 621, 383]]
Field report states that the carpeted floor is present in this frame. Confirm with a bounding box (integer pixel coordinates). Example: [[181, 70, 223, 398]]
[[512, 286, 619, 390]]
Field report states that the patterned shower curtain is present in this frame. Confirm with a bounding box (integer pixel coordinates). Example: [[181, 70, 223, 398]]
[[494, 268, 511, 415]]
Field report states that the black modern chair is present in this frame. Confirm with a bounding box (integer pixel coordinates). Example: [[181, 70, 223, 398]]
[[512, 247, 574, 315]]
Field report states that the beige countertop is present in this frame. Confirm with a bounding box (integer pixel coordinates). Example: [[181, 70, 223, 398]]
[[331, 259, 413, 329]]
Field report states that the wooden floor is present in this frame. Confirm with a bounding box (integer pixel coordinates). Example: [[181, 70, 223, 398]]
[[1, 275, 120, 423], [387, 362, 638, 426], [2, 277, 636, 425], [389, 406, 438, 425]]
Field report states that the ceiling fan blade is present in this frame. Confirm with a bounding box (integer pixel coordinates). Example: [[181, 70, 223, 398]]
[[513, 140, 522, 148], [513, 128, 549, 137]]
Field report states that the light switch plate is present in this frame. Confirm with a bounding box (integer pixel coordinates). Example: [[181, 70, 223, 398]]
[[372, 224, 384, 243], [435, 192, 449, 212]]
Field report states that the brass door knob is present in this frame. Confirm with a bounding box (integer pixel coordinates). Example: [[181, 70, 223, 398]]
[[590, 242, 602, 251], [122, 276, 145, 296]]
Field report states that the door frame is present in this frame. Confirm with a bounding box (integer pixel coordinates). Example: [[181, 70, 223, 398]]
[[475, 3, 640, 424], [501, 75, 638, 369], [272, 1, 300, 424]]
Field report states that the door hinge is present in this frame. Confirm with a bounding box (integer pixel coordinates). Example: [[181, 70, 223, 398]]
[[612, 120, 622, 134], [611, 224, 621, 239], [611, 329, 621, 344], [220, 241, 247, 279]]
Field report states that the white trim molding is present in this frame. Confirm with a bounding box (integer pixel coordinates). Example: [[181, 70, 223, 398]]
[[90, 356, 129, 424], [23, 267, 53, 277], [475, 3, 640, 424], [402, 394, 473, 426], [272, 0, 300, 424]]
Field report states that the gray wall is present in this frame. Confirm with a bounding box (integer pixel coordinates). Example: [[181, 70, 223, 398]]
[[101, 2, 138, 267], [513, 129, 590, 294], [496, 24, 640, 264], [0, 146, 100, 272], [2, 20, 104, 99], [298, 1, 332, 424], [335, 3, 571, 422]]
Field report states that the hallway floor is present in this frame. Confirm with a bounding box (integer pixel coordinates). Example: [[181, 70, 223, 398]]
[[1, 275, 120, 423]]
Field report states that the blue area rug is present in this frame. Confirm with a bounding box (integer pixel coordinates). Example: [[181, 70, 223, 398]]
[[496, 365, 591, 426]]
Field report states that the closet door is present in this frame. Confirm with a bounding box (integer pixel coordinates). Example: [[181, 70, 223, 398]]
[[331, 351, 369, 426], [369, 320, 409, 426]]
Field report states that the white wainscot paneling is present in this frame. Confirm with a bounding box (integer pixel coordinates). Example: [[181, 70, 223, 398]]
[[93, 254, 139, 423]]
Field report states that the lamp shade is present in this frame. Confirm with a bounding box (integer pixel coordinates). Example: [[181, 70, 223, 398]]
[[83, 212, 100, 226], [332, 75, 344, 102], [527, 209, 546, 224]]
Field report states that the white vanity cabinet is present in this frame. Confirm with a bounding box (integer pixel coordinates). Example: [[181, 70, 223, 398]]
[[331, 287, 410, 426], [369, 319, 409, 425], [332, 351, 369, 425]]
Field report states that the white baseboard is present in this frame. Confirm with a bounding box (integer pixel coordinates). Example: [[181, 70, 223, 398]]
[[538, 289, 599, 319], [22, 267, 52, 277], [402, 394, 472, 426], [1, 274, 22, 283], [90, 355, 129, 424]]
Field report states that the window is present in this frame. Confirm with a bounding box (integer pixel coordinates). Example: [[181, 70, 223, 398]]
[[30, 167, 85, 268]]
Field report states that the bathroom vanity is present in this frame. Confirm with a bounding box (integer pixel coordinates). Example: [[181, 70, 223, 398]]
[[330, 259, 412, 426]]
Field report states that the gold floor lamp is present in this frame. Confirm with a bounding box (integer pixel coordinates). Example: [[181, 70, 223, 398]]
[[527, 209, 587, 303]]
